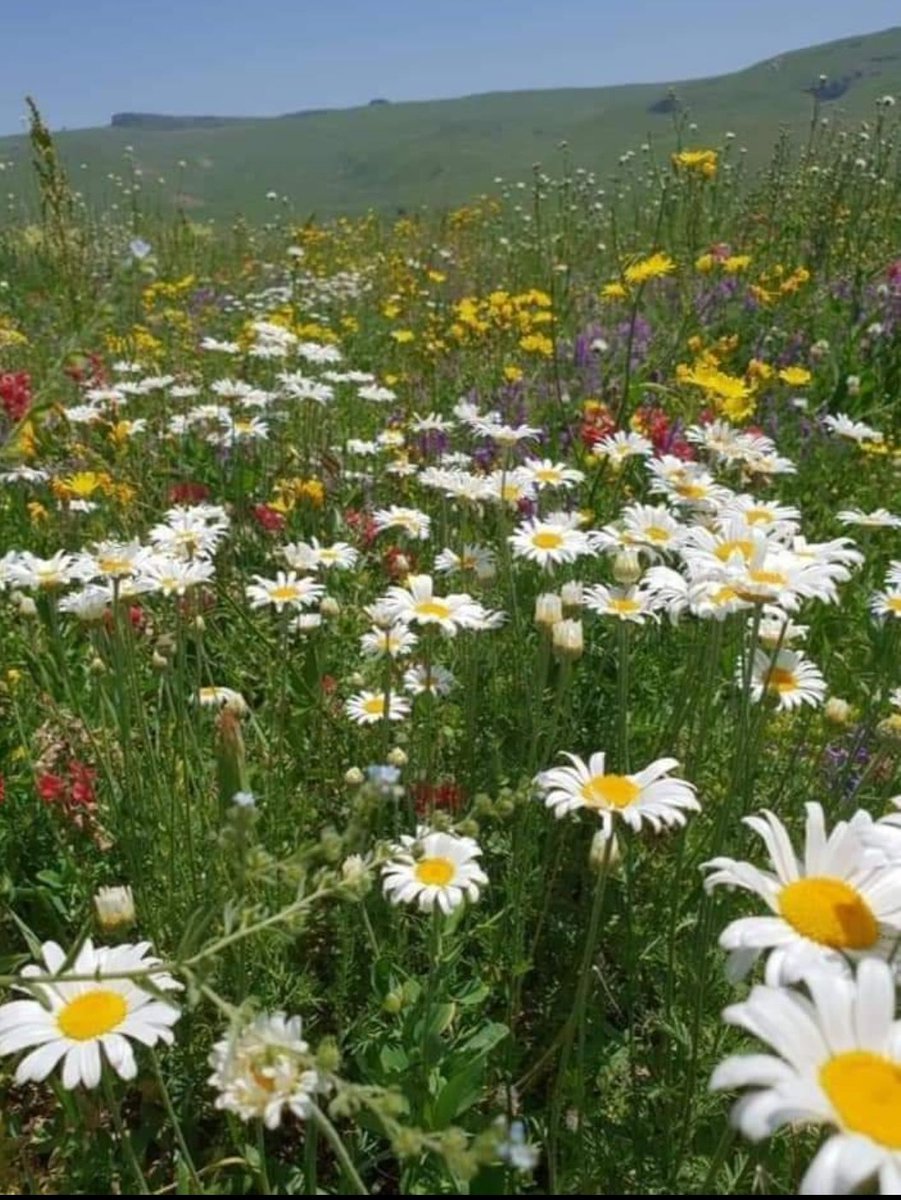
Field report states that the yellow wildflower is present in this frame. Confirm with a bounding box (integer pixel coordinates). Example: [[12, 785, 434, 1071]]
[[623, 253, 676, 285], [778, 366, 812, 387], [601, 281, 628, 300], [390, 329, 415, 344]]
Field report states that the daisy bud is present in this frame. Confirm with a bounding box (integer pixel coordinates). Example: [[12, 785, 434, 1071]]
[[824, 697, 853, 725], [560, 580, 584, 610], [613, 547, 643, 584], [383, 989, 404, 1014], [387, 747, 408, 767], [344, 766, 364, 786], [846, 374, 861, 396], [320, 596, 340, 618], [89, 655, 106, 674], [152, 650, 169, 670], [552, 618, 584, 661], [341, 853, 370, 892], [194, 614, 206, 632], [94, 884, 136, 933], [535, 593, 563, 628], [15, 593, 37, 617]]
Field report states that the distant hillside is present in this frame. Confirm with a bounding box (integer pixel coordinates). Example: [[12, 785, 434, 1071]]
[[2, 26, 899, 221]]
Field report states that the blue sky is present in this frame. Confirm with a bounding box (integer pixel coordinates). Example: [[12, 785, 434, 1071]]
[[2, 0, 899, 135]]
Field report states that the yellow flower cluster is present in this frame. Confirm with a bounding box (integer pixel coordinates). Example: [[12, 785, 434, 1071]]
[[695, 253, 752, 274], [271, 477, 326, 512], [105, 325, 163, 359], [50, 470, 135, 506], [676, 340, 758, 422], [449, 289, 553, 345], [142, 275, 197, 312], [0, 316, 28, 349], [672, 149, 718, 177], [748, 265, 811, 306]]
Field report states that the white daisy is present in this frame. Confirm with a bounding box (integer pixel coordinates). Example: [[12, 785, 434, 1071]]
[[870, 589, 901, 620], [838, 509, 901, 530], [583, 582, 657, 623], [403, 663, 456, 696], [711, 958, 901, 1194], [372, 506, 431, 540], [509, 517, 592, 568], [382, 828, 487, 913], [245, 571, 325, 613], [823, 412, 884, 443], [0, 939, 180, 1089], [703, 803, 901, 984], [344, 691, 411, 725], [520, 458, 585, 490], [379, 575, 487, 634], [746, 648, 826, 711], [534, 752, 699, 839], [209, 1012, 328, 1129]]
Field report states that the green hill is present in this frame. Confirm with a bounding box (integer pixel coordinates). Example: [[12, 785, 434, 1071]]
[[2, 25, 900, 221]]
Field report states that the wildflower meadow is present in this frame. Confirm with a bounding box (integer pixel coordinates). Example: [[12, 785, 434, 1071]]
[[1, 100, 901, 1194]]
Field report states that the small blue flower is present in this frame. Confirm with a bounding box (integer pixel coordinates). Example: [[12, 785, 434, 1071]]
[[129, 238, 152, 261]]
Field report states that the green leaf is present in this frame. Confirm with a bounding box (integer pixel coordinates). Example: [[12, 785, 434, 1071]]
[[430, 1059, 486, 1127]]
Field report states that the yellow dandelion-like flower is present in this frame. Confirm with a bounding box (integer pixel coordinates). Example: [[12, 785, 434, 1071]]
[[623, 253, 676, 286], [778, 366, 811, 387], [600, 281, 628, 300]]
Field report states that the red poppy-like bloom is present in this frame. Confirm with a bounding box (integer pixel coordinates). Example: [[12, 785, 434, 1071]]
[[251, 503, 286, 533], [168, 481, 211, 505]]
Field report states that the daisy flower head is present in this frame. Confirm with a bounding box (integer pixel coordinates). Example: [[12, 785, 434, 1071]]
[[282, 538, 358, 572], [703, 802, 901, 984], [372, 505, 432, 540], [870, 588, 901, 620], [509, 515, 592, 569], [591, 429, 653, 465], [434, 543, 496, 582], [711, 958, 901, 1194], [534, 751, 699, 839], [520, 458, 585, 490], [380, 574, 487, 634], [403, 662, 456, 696], [0, 939, 180, 1089], [195, 686, 249, 715], [245, 571, 325, 613], [208, 1012, 328, 1129], [583, 582, 657, 623], [838, 508, 901, 530], [345, 690, 411, 725], [823, 411, 884, 444], [746, 648, 826, 711], [382, 827, 487, 914]]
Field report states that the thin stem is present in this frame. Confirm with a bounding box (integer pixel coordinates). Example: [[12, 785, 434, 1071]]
[[310, 1103, 369, 1195]]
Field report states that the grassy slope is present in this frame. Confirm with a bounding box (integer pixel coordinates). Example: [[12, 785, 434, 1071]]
[[2, 25, 900, 220]]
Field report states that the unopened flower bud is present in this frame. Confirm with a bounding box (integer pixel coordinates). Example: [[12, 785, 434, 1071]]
[[151, 650, 169, 670], [15, 593, 37, 617], [535, 592, 563, 628], [613, 547, 643, 584], [387, 746, 408, 767], [344, 766, 364, 786], [320, 596, 340, 618], [552, 618, 584, 660], [94, 885, 136, 933], [824, 697, 853, 726], [560, 580, 584, 610]]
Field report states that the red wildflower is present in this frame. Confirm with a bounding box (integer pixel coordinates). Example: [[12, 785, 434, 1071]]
[[251, 503, 286, 533], [0, 372, 32, 423], [411, 779, 465, 818], [168, 481, 211, 505]]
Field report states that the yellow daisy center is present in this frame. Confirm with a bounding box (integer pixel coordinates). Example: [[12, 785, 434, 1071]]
[[715, 539, 754, 562], [765, 666, 797, 693], [535, 468, 561, 483], [748, 569, 787, 587], [362, 696, 385, 716], [532, 531, 565, 551], [820, 1052, 901, 1148], [887, 597, 901, 614], [98, 556, 133, 577], [415, 856, 455, 886], [415, 600, 452, 620], [58, 989, 127, 1041], [270, 585, 300, 602], [676, 483, 708, 500], [745, 508, 774, 524], [580, 773, 640, 809], [778, 877, 878, 949], [710, 586, 738, 606], [644, 525, 671, 543], [608, 598, 641, 614]]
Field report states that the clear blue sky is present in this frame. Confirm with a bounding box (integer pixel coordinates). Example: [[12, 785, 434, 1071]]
[[3, 0, 899, 135]]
